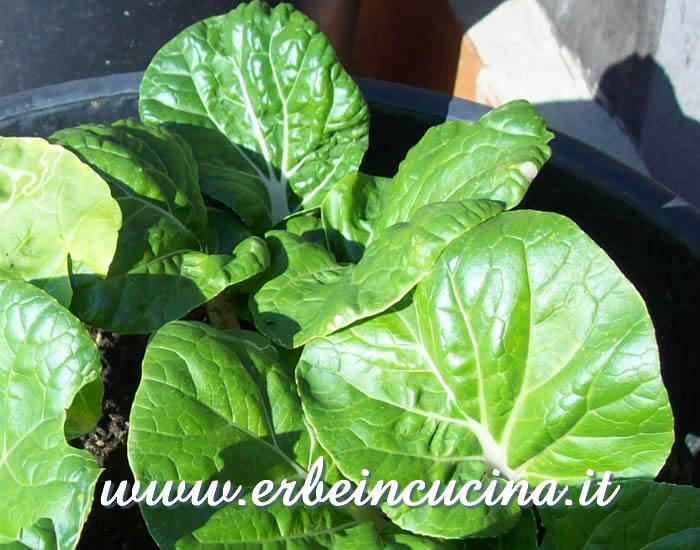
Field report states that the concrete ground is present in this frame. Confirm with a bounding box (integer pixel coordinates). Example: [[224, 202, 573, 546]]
[[452, 0, 650, 176]]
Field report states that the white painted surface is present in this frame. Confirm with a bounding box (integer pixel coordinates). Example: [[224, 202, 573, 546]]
[[462, 0, 649, 175], [655, 0, 700, 119], [468, 0, 590, 104]]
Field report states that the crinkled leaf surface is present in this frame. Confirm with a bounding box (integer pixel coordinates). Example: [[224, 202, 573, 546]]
[[70, 236, 268, 334], [321, 172, 390, 263], [112, 119, 209, 242], [139, 0, 369, 231], [50, 122, 207, 247], [298, 211, 673, 538], [539, 481, 700, 550], [51, 122, 269, 333], [128, 321, 383, 549], [0, 281, 101, 549], [372, 101, 553, 234], [252, 200, 504, 348], [0, 137, 121, 306]]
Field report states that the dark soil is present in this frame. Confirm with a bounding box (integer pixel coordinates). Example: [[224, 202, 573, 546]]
[[73, 309, 210, 549]]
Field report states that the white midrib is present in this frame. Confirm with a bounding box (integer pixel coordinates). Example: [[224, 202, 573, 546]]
[[178, 41, 289, 225], [339, 364, 519, 480], [266, 29, 335, 216], [231, 43, 288, 225], [466, 420, 518, 479], [446, 269, 489, 425], [401, 310, 518, 480], [268, 28, 289, 193]]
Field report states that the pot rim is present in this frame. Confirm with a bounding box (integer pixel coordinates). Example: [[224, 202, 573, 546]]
[[1, 71, 698, 255]]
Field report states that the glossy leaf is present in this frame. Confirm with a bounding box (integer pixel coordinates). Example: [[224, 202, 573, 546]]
[[112, 119, 209, 242], [321, 172, 390, 263], [372, 101, 553, 233], [1, 518, 58, 550], [0, 137, 121, 306], [298, 211, 673, 538], [277, 213, 327, 246], [51, 122, 207, 245], [64, 378, 104, 441], [128, 321, 380, 549], [71, 237, 268, 334], [51, 122, 269, 333], [539, 481, 700, 550], [139, 0, 369, 231], [252, 200, 504, 348], [0, 280, 101, 549]]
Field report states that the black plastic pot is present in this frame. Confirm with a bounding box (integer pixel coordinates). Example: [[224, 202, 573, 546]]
[[1, 75, 698, 543]]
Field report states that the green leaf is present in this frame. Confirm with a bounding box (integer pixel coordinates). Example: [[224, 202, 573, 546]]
[[128, 321, 380, 549], [71, 236, 269, 334], [470, 510, 537, 549], [277, 213, 327, 247], [642, 530, 700, 550], [298, 210, 673, 539], [321, 172, 390, 263], [206, 207, 252, 254], [0, 280, 101, 549], [252, 199, 504, 348], [0, 518, 57, 550], [112, 119, 209, 242], [50, 122, 207, 245], [64, 378, 104, 441], [379, 525, 461, 549], [0, 137, 121, 306], [539, 481, 700, 550], [372, 101, 553, 234], [139, 0, 369, 231], [51, 122, 269, 333]]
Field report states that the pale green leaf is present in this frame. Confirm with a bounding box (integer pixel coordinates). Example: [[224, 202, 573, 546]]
[[372, 101, 553, 233], [252, 200, 504, 348], [64, 378, 103, 442], [298, 211, 673, 538], [0, 137, 121, 306], [0, 518, 57, 550], [0, 281, 101, 549], [277, 213, 326, 246], [321, 172, 390, 263]]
